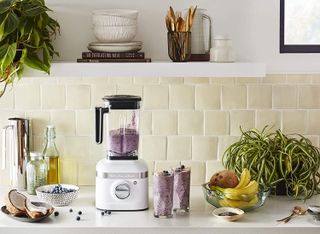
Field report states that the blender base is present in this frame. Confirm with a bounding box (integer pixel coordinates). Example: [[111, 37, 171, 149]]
[[95, 158, 149, 211]]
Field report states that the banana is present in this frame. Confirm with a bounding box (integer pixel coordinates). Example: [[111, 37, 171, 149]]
[[219, 195, 259, 209], [235, 168, 251, 189], [223, 180, 259, 201]]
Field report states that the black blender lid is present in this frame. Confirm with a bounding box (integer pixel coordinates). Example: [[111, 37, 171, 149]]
[[102, 95, 141, 109]]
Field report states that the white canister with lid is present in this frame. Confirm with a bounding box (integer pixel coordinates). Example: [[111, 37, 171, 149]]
[[210, 35, 235, 62]]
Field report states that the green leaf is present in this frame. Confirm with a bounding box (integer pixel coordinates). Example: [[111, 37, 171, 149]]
[[0, 43, 8, 59], [24, 53, 49, 73], [4, 12, 19, 35], [0, 12, 19, 41], [0, 14, 8, 41], [24, 5, 49, 17], [42, 42, 50, 67], [32, 29, 40, 47], [0, 0, 11, 14], [0, 42, 16, 72], [17, 63, 24, 79]]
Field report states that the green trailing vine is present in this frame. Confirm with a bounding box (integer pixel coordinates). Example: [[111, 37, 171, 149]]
[[0, 0, 60, 97], [223, 126, 320, 200]]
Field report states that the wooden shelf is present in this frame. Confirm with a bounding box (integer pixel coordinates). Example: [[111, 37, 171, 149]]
[[23, 61, 266, 78]]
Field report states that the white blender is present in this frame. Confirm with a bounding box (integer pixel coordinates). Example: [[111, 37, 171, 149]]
[[95, 95, 148, 211]]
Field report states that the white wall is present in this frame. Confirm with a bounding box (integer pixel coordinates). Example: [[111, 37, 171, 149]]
[[47, 0, 320, 73]]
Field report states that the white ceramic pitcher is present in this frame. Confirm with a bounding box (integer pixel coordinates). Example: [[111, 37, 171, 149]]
[[189, 8, 212, 54]]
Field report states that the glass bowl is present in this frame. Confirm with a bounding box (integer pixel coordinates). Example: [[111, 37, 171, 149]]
[[202, 183, 270, 211]]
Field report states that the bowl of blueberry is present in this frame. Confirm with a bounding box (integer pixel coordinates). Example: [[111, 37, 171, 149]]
[[36, 184, 79, 207]]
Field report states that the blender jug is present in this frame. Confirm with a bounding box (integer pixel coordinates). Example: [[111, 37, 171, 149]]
[[95, 95, 141, 160], [2, 118, 30, 189]]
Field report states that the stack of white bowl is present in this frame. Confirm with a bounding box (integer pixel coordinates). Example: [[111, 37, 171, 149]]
[[92, 9, 139, 44]]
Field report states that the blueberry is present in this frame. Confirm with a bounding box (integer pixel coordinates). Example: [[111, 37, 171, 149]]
[[54, 211, 59, 216], [69, 208, 73, 213], [101, 211, 105, 216], [107, 210, 111, 215], [181, 165, 185, 169], [76, 216, 81, 221], [78, 211, 82, 215]]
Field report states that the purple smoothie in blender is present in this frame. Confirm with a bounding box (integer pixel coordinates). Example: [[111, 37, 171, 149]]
[[153, 170, 174, 218], [173, 165, 191, 212], [108, 128, 139, 156]]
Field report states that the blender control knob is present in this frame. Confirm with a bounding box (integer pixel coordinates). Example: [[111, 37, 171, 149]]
[[115, 183, 130, 199]]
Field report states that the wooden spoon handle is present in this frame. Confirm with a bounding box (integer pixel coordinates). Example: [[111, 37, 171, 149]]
[[277, 212, 295, 222]]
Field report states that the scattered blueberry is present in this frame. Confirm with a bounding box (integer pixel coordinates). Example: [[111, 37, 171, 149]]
[[107, 210, 111, 215], [76, 216, 81, 221], [163, 170, 169, 175], [101, 211, 105, 216], [54, 211, 59, 216], [78, 211, 82, 215], [69, 208, 73, 213]]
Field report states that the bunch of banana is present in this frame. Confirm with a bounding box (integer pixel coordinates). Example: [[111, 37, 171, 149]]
[[210, 169, 259, 209]]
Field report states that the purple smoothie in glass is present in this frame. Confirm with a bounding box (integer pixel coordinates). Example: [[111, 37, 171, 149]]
[[153, 170, 174, 218], [108, 128, 139, 156], [173, 165, 191, 212]]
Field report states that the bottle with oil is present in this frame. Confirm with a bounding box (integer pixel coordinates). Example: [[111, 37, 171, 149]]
[[43, 125, 60, 184]]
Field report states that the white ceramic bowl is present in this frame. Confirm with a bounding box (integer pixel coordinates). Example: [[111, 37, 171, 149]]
[[92, 14, 136, 26], [93, 25, 137, 43], [36, 184, 79, 207], [212, 207, 245, 222], [93, 9, 138, 19]]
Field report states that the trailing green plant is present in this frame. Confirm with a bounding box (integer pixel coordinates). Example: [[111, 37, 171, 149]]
[[223, 126, 320, 200], [0, 0, 59, 97]]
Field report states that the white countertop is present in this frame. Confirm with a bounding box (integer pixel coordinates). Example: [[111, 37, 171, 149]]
[[0, 186, 319, 234]]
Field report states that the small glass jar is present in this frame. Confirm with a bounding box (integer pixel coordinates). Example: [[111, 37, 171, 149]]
[[210, 35, 235, 62], [27, 152, 48, 195]]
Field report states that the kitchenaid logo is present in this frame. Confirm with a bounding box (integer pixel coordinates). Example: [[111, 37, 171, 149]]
[[96, 171, 148, 179]]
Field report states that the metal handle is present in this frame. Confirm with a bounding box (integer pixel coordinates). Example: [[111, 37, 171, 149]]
[[2, 125, 13, 170], [95, 106, 109, 144], [203, 14, 212, 53]]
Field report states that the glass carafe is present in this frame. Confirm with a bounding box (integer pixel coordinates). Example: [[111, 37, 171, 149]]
[[95, 95, 141, 160]]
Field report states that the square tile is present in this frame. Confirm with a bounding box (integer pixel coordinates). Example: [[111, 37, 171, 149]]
[[248, 85, 272, 109], [167, 136, 191, 160], [195, 85, 221, 110], [141, 136, 167, 160], [192, 136, 218, 161], [169, 85, 194, 109], [178, 111, 204, 135], [221, 85, 246, 109], [143, 85, 169, 109], [152, 110, 177, 135], [230, 110, 255, 136], [205, 111, 229, 135]]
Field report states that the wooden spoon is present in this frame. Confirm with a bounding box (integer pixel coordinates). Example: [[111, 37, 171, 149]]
[[177, 16, 185, 32], [165, 14, 171, 31]]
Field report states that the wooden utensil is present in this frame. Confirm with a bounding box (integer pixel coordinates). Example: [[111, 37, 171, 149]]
[[277, 206, 307, 223], [165, 14, 171, 31]]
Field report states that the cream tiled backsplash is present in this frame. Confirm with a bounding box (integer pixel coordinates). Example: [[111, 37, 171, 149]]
[[1, 74, 320, 186]]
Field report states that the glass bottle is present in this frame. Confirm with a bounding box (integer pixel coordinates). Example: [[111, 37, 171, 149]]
[[26, 152, 48, 195], [43, 125, 60, 184]]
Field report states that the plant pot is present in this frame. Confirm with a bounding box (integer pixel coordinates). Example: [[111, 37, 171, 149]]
[[271, 180, 287, 196]]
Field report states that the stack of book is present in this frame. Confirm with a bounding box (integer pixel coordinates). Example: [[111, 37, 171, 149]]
[[77, 51, 151, 63]]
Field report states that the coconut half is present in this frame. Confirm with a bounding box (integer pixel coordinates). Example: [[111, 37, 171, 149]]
[[25, 199, 48, 219], [5, 189, 51, 219], [5, 189, 27, 217]]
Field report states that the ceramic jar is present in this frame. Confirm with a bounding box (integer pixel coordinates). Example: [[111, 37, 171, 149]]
[[210, 35, 235, 62]]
